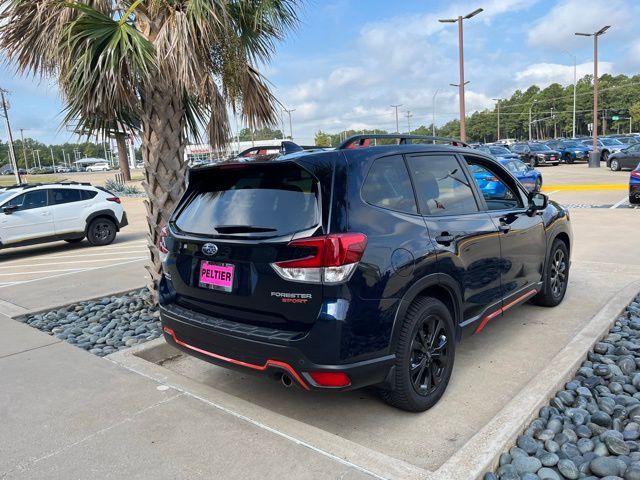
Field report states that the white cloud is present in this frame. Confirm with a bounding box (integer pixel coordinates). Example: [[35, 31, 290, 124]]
[[527, 0, 639, 49], [514, 61, 614, 89]]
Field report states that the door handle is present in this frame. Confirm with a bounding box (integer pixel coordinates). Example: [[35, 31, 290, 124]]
[[435, 233, 455, 245]]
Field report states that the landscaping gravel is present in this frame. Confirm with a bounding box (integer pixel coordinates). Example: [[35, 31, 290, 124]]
[[487, 293, 640, 480], [17, 288, 161, 357]]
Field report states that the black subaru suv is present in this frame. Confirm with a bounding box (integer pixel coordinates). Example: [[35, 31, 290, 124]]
[[158, 135, 572, 412]]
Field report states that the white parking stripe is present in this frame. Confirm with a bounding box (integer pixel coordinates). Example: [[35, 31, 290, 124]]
[[31, 250, 148, 260], [0, 268, 87, 276], [610, 197, 629, 209], [546, 190, 561, 196], [0, 258, 147, 289], [0, 256, 147, 269]]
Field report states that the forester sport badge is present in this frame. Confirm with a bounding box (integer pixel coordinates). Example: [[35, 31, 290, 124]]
[[201, 243, 218, 256]]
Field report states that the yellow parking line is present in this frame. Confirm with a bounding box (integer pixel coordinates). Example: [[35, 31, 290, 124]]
[[541, 184, 627, 191]]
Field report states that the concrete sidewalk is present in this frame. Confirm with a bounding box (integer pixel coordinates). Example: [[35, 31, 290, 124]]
[[0, 311, 372, 480]]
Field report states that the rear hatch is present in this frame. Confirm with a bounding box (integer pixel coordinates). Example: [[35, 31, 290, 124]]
[[166, 161, 327, 332]]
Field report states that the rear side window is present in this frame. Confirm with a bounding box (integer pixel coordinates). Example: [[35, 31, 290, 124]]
[[81, 190, 98, 200], [362, 155, 417, 214], [407, 154, 479, 216], [175, 163, 319, 236], [50, 188, 82, 205]]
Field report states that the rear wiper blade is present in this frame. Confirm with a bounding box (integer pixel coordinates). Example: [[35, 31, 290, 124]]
[[214, 225, 277, 233]]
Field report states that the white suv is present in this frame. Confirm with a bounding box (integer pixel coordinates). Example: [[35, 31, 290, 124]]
[[85, 162, 110, 172], [0, 183, 128, 248]]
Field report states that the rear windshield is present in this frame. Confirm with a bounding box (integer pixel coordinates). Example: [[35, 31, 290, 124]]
[[530, 144, 551, 152], [175, 163, 320, 236]]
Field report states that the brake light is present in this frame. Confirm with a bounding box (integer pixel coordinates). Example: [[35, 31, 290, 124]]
[[106, 197, 121, 204], [485, 176, 499, 182], [158, 226, 169, 262], [308, 371, 351, 387], [271, 233, 367, 284], [631, 171, 640, 179]]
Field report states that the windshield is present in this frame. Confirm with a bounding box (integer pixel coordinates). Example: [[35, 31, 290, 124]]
[[530, 144, 552, 152], [602, 138, 623, 146], [0, 190, 15, 206], [489, 146, 511, 155], [563, 141, 581, 147]]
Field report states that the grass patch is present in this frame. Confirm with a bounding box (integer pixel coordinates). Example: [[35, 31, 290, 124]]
[[0, 174, 63, 187]]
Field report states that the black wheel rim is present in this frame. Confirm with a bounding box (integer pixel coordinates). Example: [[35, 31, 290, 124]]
[[94, 222, 113, 242], [410, 316, 449, 396], [550, 249, 567, 298]]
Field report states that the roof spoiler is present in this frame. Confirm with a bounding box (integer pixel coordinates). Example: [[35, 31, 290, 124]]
[[337, 134, 469, 150], [280, 141, 304, 155]]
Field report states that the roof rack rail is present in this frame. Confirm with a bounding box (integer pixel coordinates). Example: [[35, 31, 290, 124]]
[[336, 134, 469, 150], [0, 180, 92, 190]]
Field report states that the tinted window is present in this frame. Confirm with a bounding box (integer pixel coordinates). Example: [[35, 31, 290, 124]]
[[563, 141, 581, 147], [512, 145, 526, 153], [466, 158, 523, 211], [407, 154, 478, 216], [51, 188, 82, 205], [175, 163, 319, 236], [362, 155, 417, 214], [504, 160, 528, 173], [81, 190, 98, 200], [489, 146, 511, 155], [602, 138, 623, 146], [5, 190, 48, 211], [530, 144, 551, 152]]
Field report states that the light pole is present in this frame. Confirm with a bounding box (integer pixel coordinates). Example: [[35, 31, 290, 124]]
[[0, 89, 20, 184], [391, 104, 402, 133], [405, 110, 413, 133], [528, 99, 537, 141], [19, 128, 29, 170], [576, 25, 610, 168], [439, 7, 483, 142], [562, 50, 577, 138], [283, 108, 295, 141], [492, 98, 502, 141], [432, 89, 440, 138]]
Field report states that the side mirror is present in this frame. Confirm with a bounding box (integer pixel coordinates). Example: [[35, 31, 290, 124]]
[[3, 205, 17, 215], [528, 192, 548, 212]]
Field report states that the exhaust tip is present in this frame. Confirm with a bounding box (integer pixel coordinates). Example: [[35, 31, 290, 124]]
[[281, 373, 293, 388]]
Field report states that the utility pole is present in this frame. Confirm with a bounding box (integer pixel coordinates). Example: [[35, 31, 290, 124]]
[[50, 147, 55, 171], [0, 89, 20, 184], [492, 98, 502, 141], [19, 128, 29, 170], [528, 99, 537, 141], [439, 7, 483, 142], [391, 104, 402, 133], [405, 110, 413, 134], [551, 106, 557, 138], [576, 25, 610, 168], [562, 50, 577, 138], [432, 89, 440, 139], [35, 150, 41, 169], [283, 108, 295, 141]]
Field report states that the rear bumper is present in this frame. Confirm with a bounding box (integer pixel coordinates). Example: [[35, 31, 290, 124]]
[[118, 211, 128, 229], [630, 183, 640, 204], [159, 301, 395, 391]]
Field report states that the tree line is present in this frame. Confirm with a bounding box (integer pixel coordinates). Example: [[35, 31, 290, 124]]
[[316, 73, 640, 146]]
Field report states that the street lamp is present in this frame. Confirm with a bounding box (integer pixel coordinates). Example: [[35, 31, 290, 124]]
[[562, 50, 577, 138], [576, 25, 610, 168], [439, 7, 483, 142], [492, 98, 502, 141], [432, 89, 440, 140], [528, 99, 538, 141], [391, 104, 402, 133], [283, 108, 295, 141]]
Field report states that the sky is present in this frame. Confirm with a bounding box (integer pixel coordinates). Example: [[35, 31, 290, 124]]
[[1, 0, 639, 146]]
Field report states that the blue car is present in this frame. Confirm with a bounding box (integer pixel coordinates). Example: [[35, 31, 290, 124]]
[[475, 145, 520, 161], [546, 139, 591, 164], [630, 163, 640, 205], [472, 154, 542, 193]]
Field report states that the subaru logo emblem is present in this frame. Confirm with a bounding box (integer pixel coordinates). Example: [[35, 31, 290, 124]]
[[202, 243, 218, 256]]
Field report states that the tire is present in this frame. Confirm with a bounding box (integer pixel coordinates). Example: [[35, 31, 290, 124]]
[[64, 237, 84, 244], [602, 150, 609, 162], [610, 159, 621, 171], [564, 153, 574, 164], [87, 218, 117, 246], [379, 297, 455, 412], [531, 239, 569, 307], [529, 156, 538, 168], [534, 178, 542, 192]]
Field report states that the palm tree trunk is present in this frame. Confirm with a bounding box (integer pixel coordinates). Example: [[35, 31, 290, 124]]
[[115, 133, 131, 182], [140, 82, 187, 298]]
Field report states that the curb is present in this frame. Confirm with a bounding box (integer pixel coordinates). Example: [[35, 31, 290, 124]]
[[435, 279, 640, 480]]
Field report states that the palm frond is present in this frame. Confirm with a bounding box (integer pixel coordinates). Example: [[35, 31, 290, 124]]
[[238, 65, 279, 129]]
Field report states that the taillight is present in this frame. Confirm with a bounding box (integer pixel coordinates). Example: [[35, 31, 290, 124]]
[[158, 226, 169, 262], [271, 233, 367, 284], [106, 197, 121, 204], [631, 171, 640, 179], [308, 371, 351, 387], [485, 176, 499, 182]]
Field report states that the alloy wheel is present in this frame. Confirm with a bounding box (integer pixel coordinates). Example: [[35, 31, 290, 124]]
[[550, 249, 567, 298], [94, 222, 113, 242], [410, 316, 449, 396]]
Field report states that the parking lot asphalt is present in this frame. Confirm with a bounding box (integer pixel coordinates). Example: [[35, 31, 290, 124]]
[[1, 163, 638, 479]]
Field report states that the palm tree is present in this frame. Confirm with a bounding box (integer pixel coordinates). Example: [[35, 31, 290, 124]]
[[0, 0, 300, 295]]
